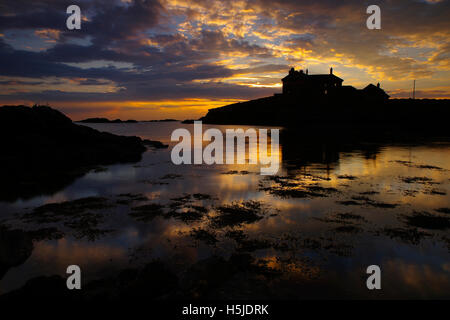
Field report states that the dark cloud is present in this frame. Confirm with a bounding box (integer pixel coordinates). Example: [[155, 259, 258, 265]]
[[0, 0, 449, 114], [190, 30, 273, 58], [83, 0, 163, 45], [0, 0, 71, 31]]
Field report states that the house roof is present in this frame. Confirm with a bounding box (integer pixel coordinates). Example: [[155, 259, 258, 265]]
[[363, 84, 379, 90], [282, 72, 343, 83], [308, 74, 343, 82], [282, 71, 308, 82], [340, 85, 358, 92], [362, 84, 390, 98]]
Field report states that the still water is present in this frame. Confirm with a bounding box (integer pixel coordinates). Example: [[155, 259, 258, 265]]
[[0, 122, 449, 299]]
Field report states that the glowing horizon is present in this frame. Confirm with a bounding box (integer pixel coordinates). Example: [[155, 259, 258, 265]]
[[1, 0, 449, 120]]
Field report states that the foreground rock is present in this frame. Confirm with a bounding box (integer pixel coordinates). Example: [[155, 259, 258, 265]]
[[0, 227, 34, 280], [0, 254, 276, 301], [0, 105, 161, 201]]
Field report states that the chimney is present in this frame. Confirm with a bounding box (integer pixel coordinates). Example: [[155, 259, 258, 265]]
[[330, 67, 333, 75], [377, 82, 380, 88], [306, 69, 308, 75]]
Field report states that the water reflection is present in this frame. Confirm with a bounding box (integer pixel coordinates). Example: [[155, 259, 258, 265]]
[[0, 122, 449, 299]]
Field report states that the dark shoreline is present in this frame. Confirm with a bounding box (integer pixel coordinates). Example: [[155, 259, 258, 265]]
[[0, 105, 166, 202], [78, 118, 178, 123], [201, 98, 450, 136]]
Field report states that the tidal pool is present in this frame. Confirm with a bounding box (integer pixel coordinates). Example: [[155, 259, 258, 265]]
[[0, 122, 449, 299]]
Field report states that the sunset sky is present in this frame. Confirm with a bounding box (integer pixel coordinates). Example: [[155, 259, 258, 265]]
[[0, 0, 449, 120]]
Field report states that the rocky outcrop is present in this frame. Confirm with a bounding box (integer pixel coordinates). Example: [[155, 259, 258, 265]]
[[0, 227, 34, 280], [201, 97, 450, 133], [0, 105, 155, 201]]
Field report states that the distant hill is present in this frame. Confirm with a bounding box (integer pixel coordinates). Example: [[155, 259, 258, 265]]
[[79, 117, 138, 123], [142, 119, 178, 122], [79, 118, 179, 123]]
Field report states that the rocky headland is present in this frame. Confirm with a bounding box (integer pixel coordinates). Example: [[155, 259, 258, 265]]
[[0, 105, 166, 201]]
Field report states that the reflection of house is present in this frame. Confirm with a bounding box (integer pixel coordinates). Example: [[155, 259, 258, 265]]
[[281, 67, 389, 101]]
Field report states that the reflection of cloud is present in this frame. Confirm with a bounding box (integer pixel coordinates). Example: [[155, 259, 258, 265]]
[[383, 259, 450, 296], [32, 238, 127, 270]]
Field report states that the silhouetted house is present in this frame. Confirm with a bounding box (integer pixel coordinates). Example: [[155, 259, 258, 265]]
[[282, 67, 343, 96], [282, 68, 308, 95], [281, 67, 389, 102], [330, 85, 358, 100], [361, 83, 390, 101]]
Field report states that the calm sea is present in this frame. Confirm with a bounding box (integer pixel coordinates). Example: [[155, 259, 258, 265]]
[[0, 122, 449, 299]]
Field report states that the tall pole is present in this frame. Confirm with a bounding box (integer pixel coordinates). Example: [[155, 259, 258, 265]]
[[413, 80, 416, 99]]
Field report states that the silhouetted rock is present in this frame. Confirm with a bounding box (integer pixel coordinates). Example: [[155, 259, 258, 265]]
[[83, 260, 179, 300], [142, 139, 168, 148], [0, 105, 153, 201], [142, 119, 178, 122], [0, 227, 34, 280], [0, 260, 178, 302], [0, 274, 86, 304]]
